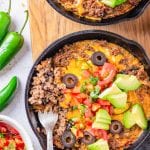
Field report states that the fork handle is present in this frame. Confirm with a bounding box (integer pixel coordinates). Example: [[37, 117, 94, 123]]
[[47, 130, 53, 150]]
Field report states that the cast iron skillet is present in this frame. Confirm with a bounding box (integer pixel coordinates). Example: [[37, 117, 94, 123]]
[[47, 0, 150, 26], [25, 30, 150, 150]]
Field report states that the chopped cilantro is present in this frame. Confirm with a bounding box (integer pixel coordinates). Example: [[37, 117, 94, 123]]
[[79, 104, 86, 114], [73, 106, 78, 110], [0, 133, 4, 138], [89, 76, 99, 86], [90, 86, 100, 99], [80, 85, 86, 93]]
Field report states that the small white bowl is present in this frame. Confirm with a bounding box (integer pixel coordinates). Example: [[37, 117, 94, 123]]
[[0, 115, 34, 150]]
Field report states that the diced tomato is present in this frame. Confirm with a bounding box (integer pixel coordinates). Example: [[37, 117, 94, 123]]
[[102, 105, 113, 115], [72, 93, 87, 103], [108, 82, 113, 87], [93, 71, 99, 78], [109, 106, 114, 115], [4, 140, 9, 147], [85, 109, 94, 118], [91, 128, 102, 138], [83, 99, 92, 108], [71, 87, 80, 94], [76, 98, 84, 103], [102, 105, 110, 113], [91, 103, 101, 112], [100, 63, 117, 78], [98, 99, 111, 106], [85, 120, 93, 127], [101, 130, 108, 140], [93, 66, 102, 77], [77, 130, 84, 138], [9, 128, 19, 135], [83, 70, 91, 78], [0, 126, 7, 133], [78, 93, 87, 99], [63, 89, 71, 94], [16, 141, 25, 149], [98, 63, 117, 88], [91, 129, 108, 140]]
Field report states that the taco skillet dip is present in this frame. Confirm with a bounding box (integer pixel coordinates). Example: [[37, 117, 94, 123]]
[[28, 40, 150, 150], [55, 0, 141, 21]]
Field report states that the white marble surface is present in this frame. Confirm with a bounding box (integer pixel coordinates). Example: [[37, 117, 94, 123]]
[[0, 0, 42, 149]]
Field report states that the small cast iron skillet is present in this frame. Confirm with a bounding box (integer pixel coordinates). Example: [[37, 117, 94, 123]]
[[47, 0, 150, 26], [25, 30, 150, 150]]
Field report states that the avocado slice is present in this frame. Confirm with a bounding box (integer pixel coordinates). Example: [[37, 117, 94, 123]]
[[115, 74, 141, 91], [96, 109, 111, 121], [95, 118, 111, 124], [123, 110, 135, 129], [99, 84, 122, 100], [101, 0, 126, 8], [101, 0, 116, 8], [123, 104, 148, 129], [88, 139, 109, 150], [132, 104, 148, 129], [115, 0, 127, 6], [93, 109, 111, 130], [107, 92, 127, 108], [92, 122, 110, 130]]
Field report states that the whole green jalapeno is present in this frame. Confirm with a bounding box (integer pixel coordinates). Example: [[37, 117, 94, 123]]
[[0, 0, 11, 43], [0, 76, 18, 111], [0, 10, 29, 70]]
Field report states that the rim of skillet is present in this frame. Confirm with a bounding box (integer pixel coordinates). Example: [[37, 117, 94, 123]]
[[47, 0, 150, 26], [25, 30, 150, 150]]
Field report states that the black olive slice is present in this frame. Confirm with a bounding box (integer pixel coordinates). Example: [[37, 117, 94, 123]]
[[110, 120, 123, 134], [61, 131, 76, 148], [62, 74, 78, 89], [91, 52, 106, 66], [81, 131, 96, 145]]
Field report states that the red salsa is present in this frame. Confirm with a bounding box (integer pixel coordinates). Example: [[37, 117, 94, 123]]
[[0, 122, 25, 150]]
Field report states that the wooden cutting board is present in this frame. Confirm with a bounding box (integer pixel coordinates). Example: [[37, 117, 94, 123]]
[[29, 0, 150, 60]]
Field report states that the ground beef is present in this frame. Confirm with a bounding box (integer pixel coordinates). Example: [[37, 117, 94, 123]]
[[129, 0, 140, 5], [28, 58, 68, 148], [53, 108, 67, 149], [136, 68, 149, 81], [28, 58, 64, 112], [108, 137, 120, 150], [53, 45, 77, 67], [59, 0, 75, 3], [110, 47, 123, 56], [82, 0, 106, 18], [57, 0, 141, 20], [95, 40, 108, 47]]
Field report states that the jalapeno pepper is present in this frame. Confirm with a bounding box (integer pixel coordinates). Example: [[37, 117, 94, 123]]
[[0, 10, 28, 70], [0, 0, 11, 43], [0, 76, 18, 111]]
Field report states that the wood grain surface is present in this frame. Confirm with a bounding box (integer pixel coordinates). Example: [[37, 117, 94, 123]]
[[28, 0, 150, 60]]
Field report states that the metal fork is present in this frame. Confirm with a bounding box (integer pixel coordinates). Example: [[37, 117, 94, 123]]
[[38, 111, 58, 150]]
